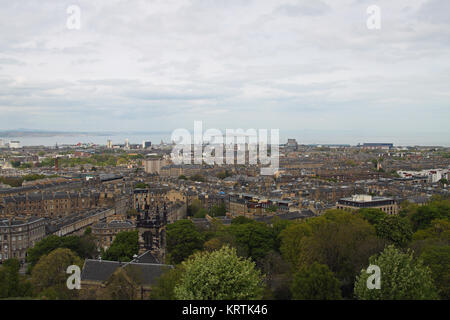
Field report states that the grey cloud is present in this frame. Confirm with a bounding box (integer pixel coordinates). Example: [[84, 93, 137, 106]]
[[0, 58, 26, 65], [274, 1, 330, 17]]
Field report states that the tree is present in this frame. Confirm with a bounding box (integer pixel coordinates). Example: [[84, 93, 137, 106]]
[[174, 246, 264, 300], [27, 235, 62, 268], [193, 207, 208, 218], [27, 234, 96, 270], [149, 266, 184, 300], [358, 208, 386, 225], [280, 210, 385, 298], [412, 218, 450, 242], [210, 203, 226, 217], [189, 174, 205, 182], [31, 248, 83, 299], [354, 245, 439, 300], [291, 262, 342, 300], [228, 220, 275, 261], [257, 251, 292, 300], [409, 199, 450, 231], [271, 217, 292, 252], [231, 216, 254, 225], [279, 221, 313, 268], [375, 215, 413, 247], [62, 235, 97, 260], [102, 231, 139, 262], [420, 245, 450, 299], [166, 220, 204, 264], [135, 182, 148, 189], [0, 259, 31, 298], [102, 266, 142, 300], [187, 199, 203, 217], [84, 227, 92, 236], [11, 160, 21, 168]]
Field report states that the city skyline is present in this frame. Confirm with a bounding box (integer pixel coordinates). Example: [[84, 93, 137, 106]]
[[0, 127, 449, 147]]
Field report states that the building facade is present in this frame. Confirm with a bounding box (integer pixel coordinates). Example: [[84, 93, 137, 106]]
[[336, 194, 398, 215], [92, 220, 135, 251], [0, 216, 46, 263]]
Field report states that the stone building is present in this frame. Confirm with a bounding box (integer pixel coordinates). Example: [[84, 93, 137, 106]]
[[92, 220, 135, 251], [0, 216, 46, 263], [0, 191, 101, 218]]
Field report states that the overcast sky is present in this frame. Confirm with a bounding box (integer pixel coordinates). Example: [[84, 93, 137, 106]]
[[0, 0, 449, 145]]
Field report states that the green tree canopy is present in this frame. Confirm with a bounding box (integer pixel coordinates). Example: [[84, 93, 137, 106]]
[[193, 207, 208, 218], [420, 245, 450, 300], [291, 262, 342, 300], [0, 259, 31, 298], [354, 245, 439, 300], [31, 248, 83, 300], [231, 216, 254, 225], [210, 203, 226, 217], [166, 220, 204, 264], [412, 218, 450, 242], [375, 215, 413, 247], [187, 199, 203, 217], [102, 231, 139, 262], [357, 208, 386, 225], [135, 182, 148, 189], [27, 234, 96, 270], [409, 199, 450, 231], [174, 246, 264, 300], [149, 266, 184, 300], [271, 217, 293, 252], [102, 266, 141, 300], [228, 220, 275, 261], [280, 210, 385, 298]]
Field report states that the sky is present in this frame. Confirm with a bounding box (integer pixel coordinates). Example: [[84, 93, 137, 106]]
[[0, 0, 449, 146]]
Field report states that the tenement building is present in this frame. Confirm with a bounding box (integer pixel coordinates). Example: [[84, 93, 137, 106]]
[[92, 220, 135, 251], [0, 216, 46, 263]]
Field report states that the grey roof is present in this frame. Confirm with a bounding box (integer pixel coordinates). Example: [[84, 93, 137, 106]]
[[81, 259, 172, 286], [133, 251, 160, 264], [92, 220, 134, 229], [0, 216, 45, 227]]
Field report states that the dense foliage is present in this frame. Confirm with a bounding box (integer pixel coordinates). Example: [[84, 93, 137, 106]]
[[159, 197, 449, 300], [174, 246, 264, 300], [101, 231, 139, 262], [31, 248, 83, 299], [291, 262, 342, 300], [27, 234, 96, 270], [354, 245, 438, 300]]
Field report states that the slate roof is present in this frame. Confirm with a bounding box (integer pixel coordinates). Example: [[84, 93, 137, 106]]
[[133, 251, 160, 264], [81, 258, 172, 286]]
